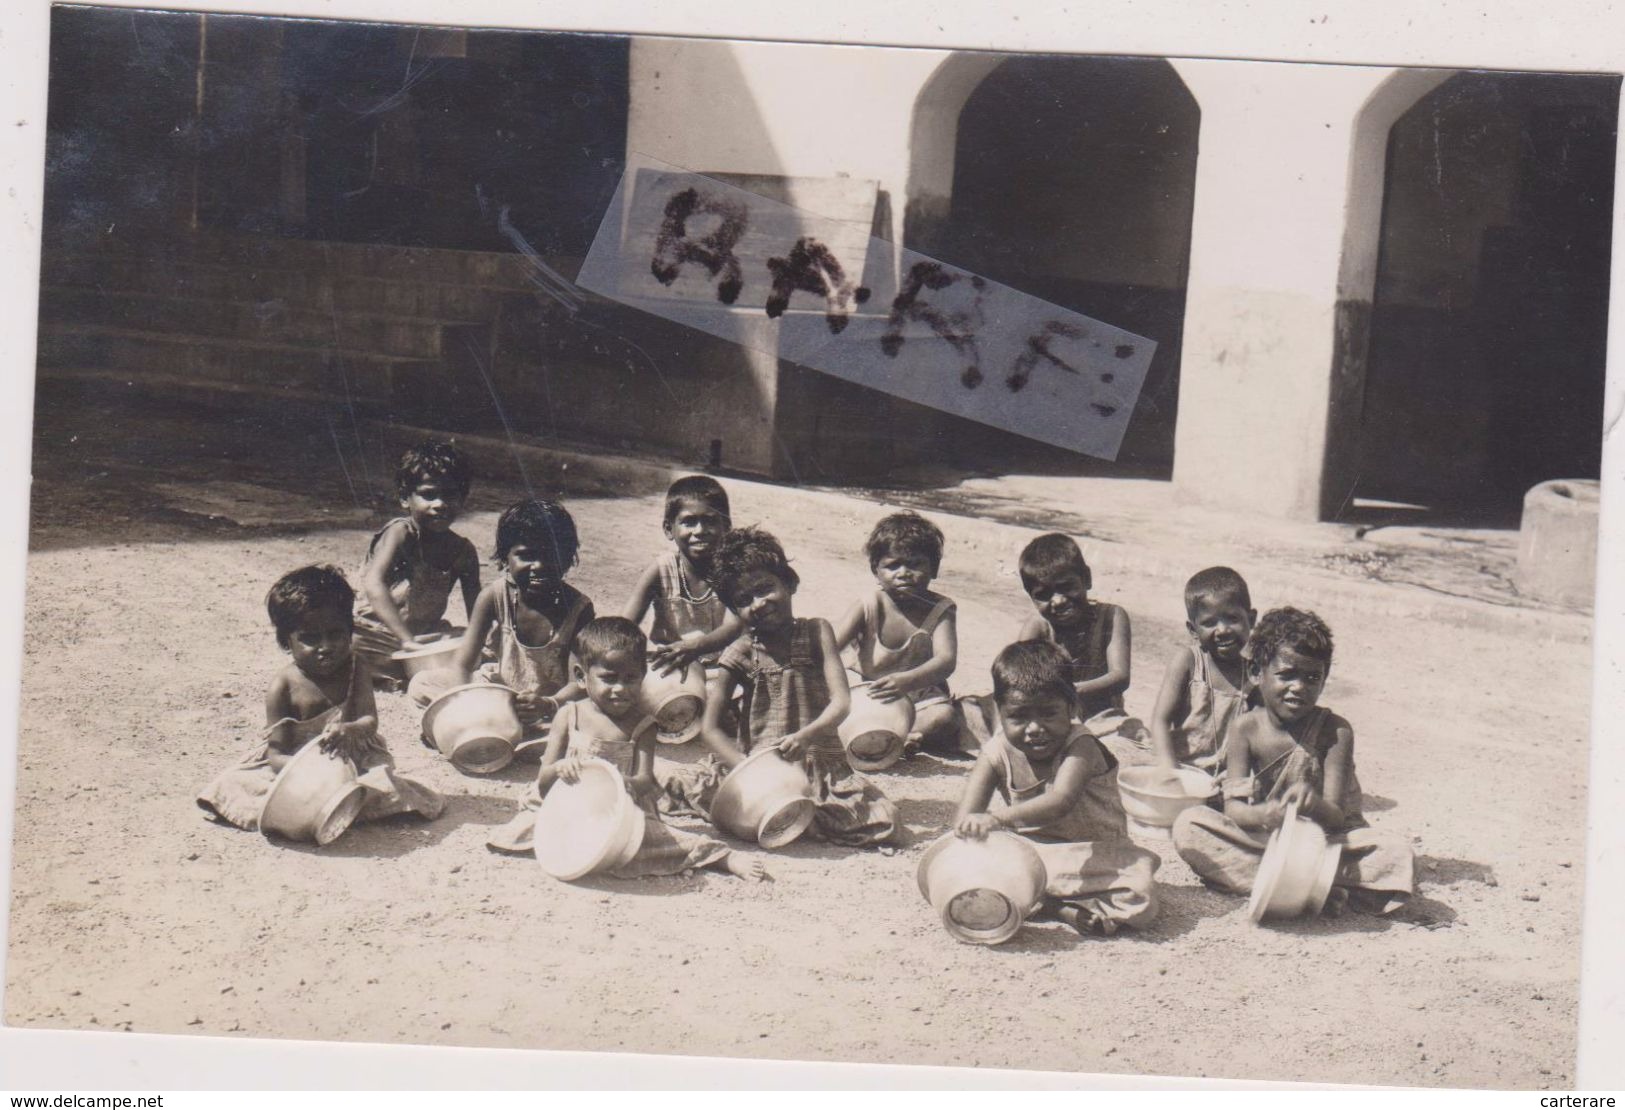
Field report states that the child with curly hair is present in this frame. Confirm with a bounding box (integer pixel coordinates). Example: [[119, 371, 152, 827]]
[[1171, 607, 1414, 913]]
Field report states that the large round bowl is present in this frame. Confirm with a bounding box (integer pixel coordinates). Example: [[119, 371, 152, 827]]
[[838, 682, 915, 772], [420, 682, 521, 774], [1249, 802, 1344, 924], [916, 830, 1048, 945], [532, 758, 647, 880], [390, 636, 463, 680], [642, 661, 707, 745], [1118, 765, 1218, 837], [259, 740, 368, 846], [709, 747, 817, 849]]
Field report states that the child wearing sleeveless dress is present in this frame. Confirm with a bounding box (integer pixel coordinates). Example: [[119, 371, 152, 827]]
[[198, 565, 444, 833], [953, 641, 1161, 936], [487, 618, 768, 881], [685, 528, 898, 848], [1149, 567, 1257, 775], [423, 499, 595, 756], [1171, 608, 1414, 914], [833, 512, 965, 758], [353, 439, 481, 685], [622, 475, 744, 675], [1016, 533, 1147, 760]]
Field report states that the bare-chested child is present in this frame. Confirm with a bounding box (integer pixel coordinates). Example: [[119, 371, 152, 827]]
[[199, 565, 444, 833], [1171, 607, 1414, 914]]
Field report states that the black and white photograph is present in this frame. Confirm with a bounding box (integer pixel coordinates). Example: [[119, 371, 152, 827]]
[[1, 0, 1622, 1091]]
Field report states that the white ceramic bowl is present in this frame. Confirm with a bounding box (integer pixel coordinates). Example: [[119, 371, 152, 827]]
[[916, 830, 1048, 945], [532, 758, 647, 880], [709, 747, 817, 848], [420, 682, 521, 774], [1249, 803, 1344, 923], [259, 740, 368, 846]]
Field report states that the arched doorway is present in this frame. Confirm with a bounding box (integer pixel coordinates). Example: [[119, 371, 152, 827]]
[[1356, 72, 1619, 519], [902, 55, 1200, 479]]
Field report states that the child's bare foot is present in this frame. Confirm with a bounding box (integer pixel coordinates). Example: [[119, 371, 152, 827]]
[[1322, 886, 1350, 917], [725, 854, 772, 882], [902, 731, 923, 759]]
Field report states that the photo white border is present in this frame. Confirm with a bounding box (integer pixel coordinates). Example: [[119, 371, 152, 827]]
[[1, 0, 1621, 1091]]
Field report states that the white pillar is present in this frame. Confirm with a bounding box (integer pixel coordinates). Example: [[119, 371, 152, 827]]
[[1169, 61, 1448, 520]]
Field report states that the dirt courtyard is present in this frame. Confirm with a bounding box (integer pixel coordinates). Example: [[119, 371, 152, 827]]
[[1, 385, 1593, 1087]]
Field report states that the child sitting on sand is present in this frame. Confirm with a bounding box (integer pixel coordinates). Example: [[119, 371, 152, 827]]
[[1149, 566, 1257, 775], [953, 641, 1160, 936], [198, 565, 444, 832], [1016, 533, 1145, 756], [353, 439, 481, 686], [685, 528, 898, 848], [487, 617, 768, 881], [422, 499, 595, 755], [1170, 607, 1414, 914], [621, 475, 744, 674], [833, 511, 963, 758]]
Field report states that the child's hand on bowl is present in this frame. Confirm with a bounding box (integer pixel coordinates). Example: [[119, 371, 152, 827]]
[[955, 812, 1003, 840], [554, 755, 585, 784], [775, 731, 809, 760]]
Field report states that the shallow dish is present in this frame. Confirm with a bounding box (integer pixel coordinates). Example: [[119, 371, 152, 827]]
[[389, 636, 464, 679]]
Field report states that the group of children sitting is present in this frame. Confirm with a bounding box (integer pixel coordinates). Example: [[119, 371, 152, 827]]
[[198, 438, 1415, 935]]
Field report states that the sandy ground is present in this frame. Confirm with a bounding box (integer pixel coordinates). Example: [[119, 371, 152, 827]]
[[2, 387, 1592, 1087]]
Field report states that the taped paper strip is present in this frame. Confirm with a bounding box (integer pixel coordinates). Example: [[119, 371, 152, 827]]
[[576, 158, 1156, 461]]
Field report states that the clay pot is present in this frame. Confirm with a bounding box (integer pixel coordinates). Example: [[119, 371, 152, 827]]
[[838, 682, 914, 772], [420, 682, 521, 774], [533, 758, 648, 880], [916, 830, 1048, 945], [390, 636, 463, 679], [642, 661, 707, 745], [1249, 801, 1344, 923], [1118, 764, 1218, 837], [259, 740, 368, 846], [709, 747, 817, 849]]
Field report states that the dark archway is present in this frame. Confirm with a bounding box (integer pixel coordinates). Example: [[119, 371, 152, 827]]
[[904, 55, 1200, 479], [1356, 72, 1619, 518]]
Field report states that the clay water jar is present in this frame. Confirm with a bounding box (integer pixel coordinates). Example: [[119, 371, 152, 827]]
[[838, 681, 914, 772], [642, 661, 707, 745], [259, 740, 368, 846], [709, 746, 817, 849], [390, 636, 463, 680], [532, 758, 647, 881], [1118, 764, 1218, 837], [1249, 801, 1344, 924], [420, 682, 522, 774], [916, 830, 1048, 945]]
